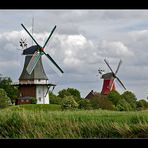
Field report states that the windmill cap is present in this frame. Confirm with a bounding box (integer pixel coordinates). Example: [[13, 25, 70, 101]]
[[22, 45, 41, 55]]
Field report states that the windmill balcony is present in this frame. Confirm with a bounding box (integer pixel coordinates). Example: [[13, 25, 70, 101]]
[[13, 80, 49, 85]]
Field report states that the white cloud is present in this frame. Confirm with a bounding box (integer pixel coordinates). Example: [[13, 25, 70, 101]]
[[98, 40, 134, 58]]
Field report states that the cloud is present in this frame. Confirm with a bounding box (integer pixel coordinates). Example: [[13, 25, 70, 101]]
[[128, 30, 148, 42], [98, 40, 134, 59], [1, 10, 148, 100]]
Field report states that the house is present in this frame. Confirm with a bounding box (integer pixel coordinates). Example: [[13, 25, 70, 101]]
[[85, 90, 100, 99]]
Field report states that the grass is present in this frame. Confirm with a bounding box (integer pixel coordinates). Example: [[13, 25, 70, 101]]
[[7, 104, 61, 111], [0, 105, 148, 138]]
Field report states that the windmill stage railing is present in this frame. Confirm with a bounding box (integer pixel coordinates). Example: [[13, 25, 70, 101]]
[[13, 80, 54, 85]]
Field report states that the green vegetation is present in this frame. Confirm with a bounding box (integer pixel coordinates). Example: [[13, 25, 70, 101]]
[[11, 104, 61, 111], [78, 99, 92, 110], [0, 75, 148, 138], [58, 88, 81, 100], [49, 88, 148, 111], [0, 106, 148, 138], [61, 96, 79, 110], [31, 97, 37, 104], [0, 77, 18, 104], [49, 92, 62, 105], [89, 95, 115, 110], [108, 90, 122, 106], [0, 88, 11, 108]]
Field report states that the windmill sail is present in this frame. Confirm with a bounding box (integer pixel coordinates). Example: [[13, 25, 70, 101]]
[[26, 51, 42, 74], [104, 58, 126, 91], [116, 76, 126, 90], [115, 60, 122, 75], [44, 53, 64, 77], [108, 77, 115, 91], [43, 25, 56, 48], [21, 23, 64, 76]]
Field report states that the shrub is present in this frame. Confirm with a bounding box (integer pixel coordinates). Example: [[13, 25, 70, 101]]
[[136, 99, 148, 110], [49, 92, 62, 105], [0, 88, 11, 108], [31, 97, 37, 104], [116, 98, 133, 111], [0, 77, 18, 104], [89, 95, 116, 110], [107, 90, 122, 106], [78, 99, 92, 110], [58, 88, 81, 101], [121, 91, 137, 110], [61, 96, 79, 110]]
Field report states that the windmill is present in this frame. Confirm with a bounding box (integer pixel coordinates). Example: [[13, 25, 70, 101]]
[[101, 59, 126, 95], [21, 24, 64, 76], [15, 23, 64, 105]]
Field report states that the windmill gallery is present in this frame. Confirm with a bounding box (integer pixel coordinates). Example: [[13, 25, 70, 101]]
[[13, 23, 126, 105]]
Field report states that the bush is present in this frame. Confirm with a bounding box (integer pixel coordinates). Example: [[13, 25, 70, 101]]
[[116, 98, 133, 111], [107, 90, 122, 106], [0, 77, 18, 104], [78, 99, 92, 110], [89, 95, 116, 110], [31, 97, 37, 104], [0, 88, 11, 108], [61, 96, 79, 110], [121, 91, 137, 110], [49, 92, 62, 105], [58, 88, 81, 101], [136, 99, 148, 110]]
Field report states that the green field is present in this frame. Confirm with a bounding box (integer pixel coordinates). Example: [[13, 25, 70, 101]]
[[0, 104, 148, 138]]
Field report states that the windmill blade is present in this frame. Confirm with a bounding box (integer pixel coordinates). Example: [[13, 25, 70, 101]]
[[115, 60, 122, 75], [44, 52, 64, 77], [116, 76, 126, 90], [21, 24, 40, 47], [104, 59, 114, 74], [108, 78, 115, 91], [43, 25, 56, 49], [26, 51, 42, 75]]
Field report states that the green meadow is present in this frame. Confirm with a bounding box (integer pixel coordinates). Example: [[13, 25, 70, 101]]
[[0, 104, 148, 138]]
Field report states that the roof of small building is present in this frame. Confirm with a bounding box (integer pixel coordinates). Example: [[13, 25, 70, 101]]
[[85, 90, 100, 99]]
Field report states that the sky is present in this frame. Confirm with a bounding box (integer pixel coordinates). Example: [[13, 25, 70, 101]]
[[1, 10, 148, 99]]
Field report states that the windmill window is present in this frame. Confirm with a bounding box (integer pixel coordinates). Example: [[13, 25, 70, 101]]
[[39, 97, 41, 102]]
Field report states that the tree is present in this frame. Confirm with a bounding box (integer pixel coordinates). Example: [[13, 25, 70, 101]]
[[0, 88, 11, 108], [89, 95, 116, 110], [49, 92, 62, 105], [116, 98, 133, 111], [0, 77, 18, 104], [121, 91, 137, 110], [58, 88, 81, 102], [136, 99, 148, 110], [61, 95, 79, 110], [78, 99, 92, 110], [107, 90, 122, 106]]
